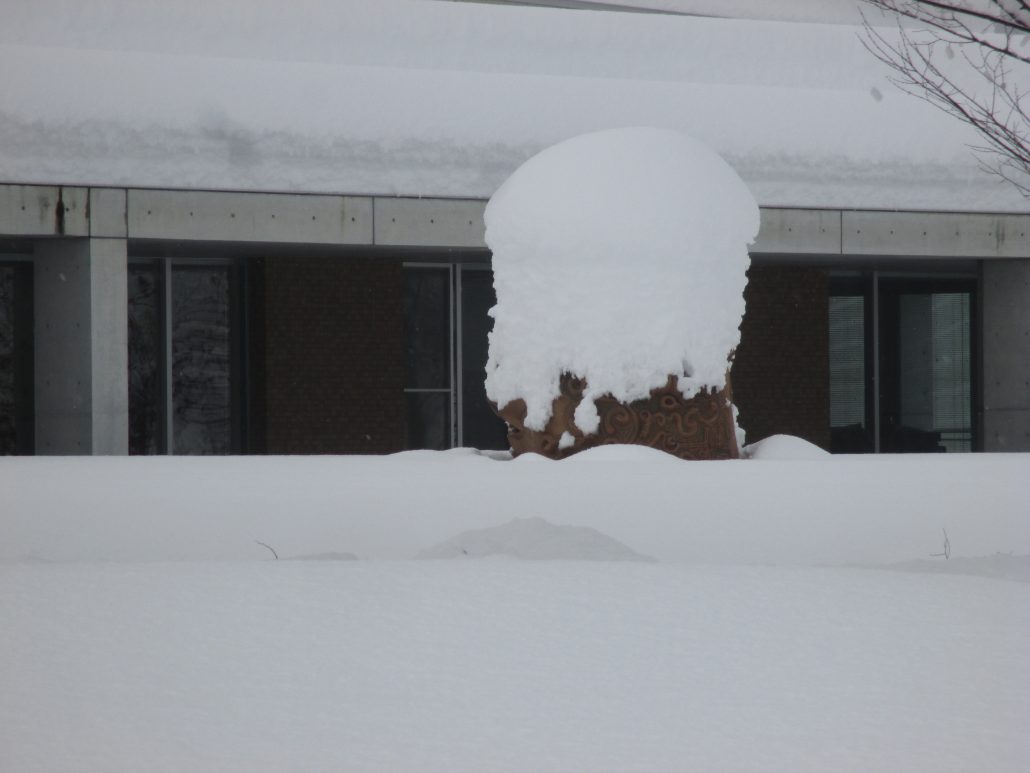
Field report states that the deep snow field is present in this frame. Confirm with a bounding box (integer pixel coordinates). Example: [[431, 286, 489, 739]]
[[2, 442, 1029, 772]]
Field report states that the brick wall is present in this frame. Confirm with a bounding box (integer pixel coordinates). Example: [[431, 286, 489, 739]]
[[256, 255, 405, 454], [731, 265, 831, 450]]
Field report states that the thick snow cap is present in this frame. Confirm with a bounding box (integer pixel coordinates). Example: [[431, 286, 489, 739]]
[[484, 127, 760, 435]]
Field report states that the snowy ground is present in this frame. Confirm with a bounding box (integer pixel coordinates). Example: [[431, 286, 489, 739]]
[[2, 445, 1029, 771], [2, 560, 1028, 772]]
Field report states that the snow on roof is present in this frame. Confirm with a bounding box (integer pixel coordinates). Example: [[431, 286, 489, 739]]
[[1, 0, 1025, 212], [449, 0, 878, 25]]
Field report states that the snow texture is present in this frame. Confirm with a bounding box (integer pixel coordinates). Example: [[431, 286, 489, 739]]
[[2, 447, 1029, 770], [485, 127, 758, 434], [2, 450, 1027, 566], [1, 0, 1026, 211], [743, 433, 833, 460], [416, 516, 655, 561], [576, 0, 876, 24], [1, 560, 1028, 772]]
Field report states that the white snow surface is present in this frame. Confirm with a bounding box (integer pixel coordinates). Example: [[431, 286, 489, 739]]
[[485, 128, 758, 433], [550, 0, 877, 24], [3, 450, 1027, 566], [2, 449, 1030, 771], [416, 515, 656, 561], [2, 560, 1028, 772], [744, 433, 832, 460], [1, 0, 1026, 211]]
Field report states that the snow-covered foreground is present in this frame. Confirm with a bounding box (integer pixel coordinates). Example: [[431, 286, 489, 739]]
[[3, 446, 1029, 770], [2, 560, 1027, 772], [2, 446, 1027, 565]]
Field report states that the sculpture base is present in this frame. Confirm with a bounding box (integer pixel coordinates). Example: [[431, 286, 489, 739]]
[[495, 374, 739, 461]]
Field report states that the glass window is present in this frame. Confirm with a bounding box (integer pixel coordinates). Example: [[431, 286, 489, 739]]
[[128, 266, 163, 454], [403, 268, 451, 390], [459, 268, 508, 451], [172, 267, 234, 454], [128, 260, 242, 455], [0, 262, 33, 454], [405, 392, 451, 451], [403, 266, 453, 449], [896, 292, 972, 452], [829, 273, 976, 454], [829, 295, 871, 452]]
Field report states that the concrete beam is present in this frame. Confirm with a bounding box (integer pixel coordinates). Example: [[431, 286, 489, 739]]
[[0, 185, 88, 237], [5, 182, 1030, 259], [843, 210, 1030, 258], [752, 208, 840, 255], [89, 188, 127, 238], [374, 198, 486, 248], [33, 238, 128, 454], [128, 189, 373, 244]]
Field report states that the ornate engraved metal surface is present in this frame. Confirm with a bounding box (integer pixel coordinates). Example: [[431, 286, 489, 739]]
[[495, 373, 739, 460]]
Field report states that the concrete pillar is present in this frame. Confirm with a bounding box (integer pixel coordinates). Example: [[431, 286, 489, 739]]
[[982, 259, 1030, 451], [34, 238, 128, 454]]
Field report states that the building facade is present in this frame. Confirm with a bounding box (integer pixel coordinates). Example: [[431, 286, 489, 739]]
[[2, 184, 1028, 455]]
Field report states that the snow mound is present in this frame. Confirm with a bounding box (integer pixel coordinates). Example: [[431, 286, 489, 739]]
[[743, 434, 831, 460], [388, 448, 502, 462], [484, 127, 759, 436], [885, 554, 1030, 583], [415, 517, 655, 562], [560, 444, 683, 464], [286, 551, 358, 561]]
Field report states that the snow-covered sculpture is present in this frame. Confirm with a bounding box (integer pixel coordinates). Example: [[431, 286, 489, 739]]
[[485, 127, 759, 459]]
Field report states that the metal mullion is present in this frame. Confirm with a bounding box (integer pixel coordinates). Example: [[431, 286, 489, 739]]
[[871, 270, 881, 454], [449, 264, 458, 448], [454, 265, 463, 448], [163, 259, 173, 455]]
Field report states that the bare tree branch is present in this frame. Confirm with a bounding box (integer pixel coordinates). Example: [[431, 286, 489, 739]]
[[930, 528, 952, 559], [255, 540, 279, 560], [861, 1, 1030, 196]]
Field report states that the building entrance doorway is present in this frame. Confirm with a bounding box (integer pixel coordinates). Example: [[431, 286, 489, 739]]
[[829, 272, 977, 453]]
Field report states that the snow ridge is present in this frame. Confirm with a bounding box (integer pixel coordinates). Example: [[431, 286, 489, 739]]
[[415, 516, 656, 561]]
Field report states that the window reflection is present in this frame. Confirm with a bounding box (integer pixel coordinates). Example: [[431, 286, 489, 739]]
[[128, 260, 239, 455], [172, 267, 233, 454], [0, 263, 32, 454], [128, 267, 162, 454]]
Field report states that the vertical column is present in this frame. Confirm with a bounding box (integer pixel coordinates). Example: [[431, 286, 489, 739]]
[[34, 238, 128, 454], [982, 259, 1030, 451], [91, 239, 129, 454]]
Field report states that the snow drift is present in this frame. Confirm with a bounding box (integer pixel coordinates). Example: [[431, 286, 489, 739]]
[[415, 516, 655, 561]]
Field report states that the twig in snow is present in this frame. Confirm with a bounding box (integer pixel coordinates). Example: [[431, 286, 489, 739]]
[[255, 540, 279, 560], [930, 529, 951, 560]]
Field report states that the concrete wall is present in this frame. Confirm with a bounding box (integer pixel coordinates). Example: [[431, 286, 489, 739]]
[[982, 259, 1030, 451], [34, 238, 128, 454]]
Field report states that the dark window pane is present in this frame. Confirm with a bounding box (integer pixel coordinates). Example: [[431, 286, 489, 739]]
[[829, 296, 865, 427], [403, 268, 450, 389], [829, 295, 872, 452], [897, 292, 971, 452], [0, 266, 15, 453], [128, 266, 163, 454], [0, 264, 33, 454], [172, 267, 232, 454], [460, 269, 508, 450], [406, 392, 450, 450]]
